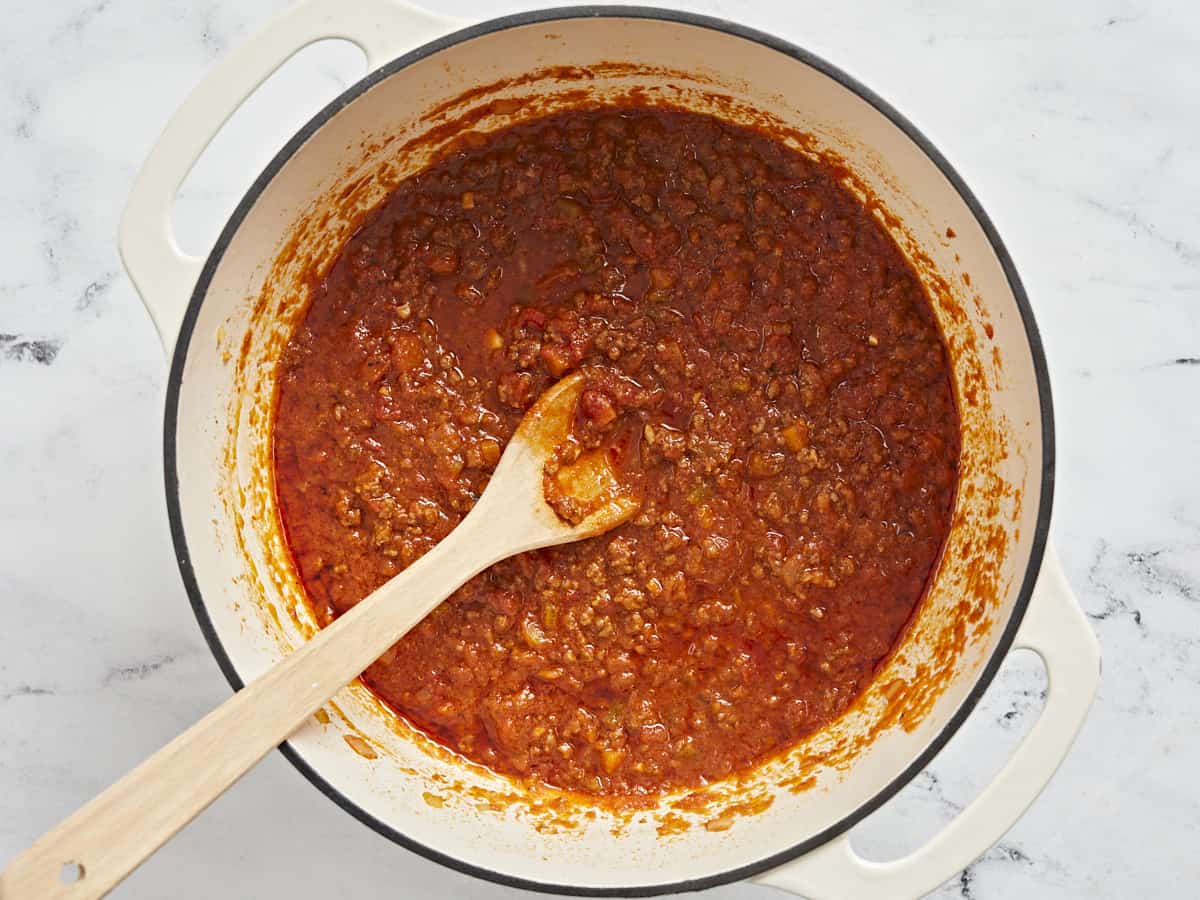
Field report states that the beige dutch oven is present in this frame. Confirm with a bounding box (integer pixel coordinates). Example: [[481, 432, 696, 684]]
[[118, 1, 1100, 896]]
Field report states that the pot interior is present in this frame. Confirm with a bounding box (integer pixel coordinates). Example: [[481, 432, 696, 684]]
[[169, 11, 1046, 891]]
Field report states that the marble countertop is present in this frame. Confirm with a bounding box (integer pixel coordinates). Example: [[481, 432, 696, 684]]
[[2, 1, 1196, 897]]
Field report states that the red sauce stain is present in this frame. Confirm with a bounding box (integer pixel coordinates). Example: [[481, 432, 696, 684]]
[[343, 734, 378, 760], [779, 773, 818, 794], [655, 812, 689, 837]]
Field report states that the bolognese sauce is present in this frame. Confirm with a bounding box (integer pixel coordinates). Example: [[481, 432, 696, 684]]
[[273, 107, 959, 797]]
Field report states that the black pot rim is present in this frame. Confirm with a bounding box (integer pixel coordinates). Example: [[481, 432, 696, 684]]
[[163, 6, 1055, 896]]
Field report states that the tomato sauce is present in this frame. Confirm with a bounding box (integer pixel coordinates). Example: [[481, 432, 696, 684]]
[[273, 107, 959, 797]]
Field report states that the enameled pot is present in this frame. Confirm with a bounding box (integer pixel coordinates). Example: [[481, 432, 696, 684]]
[[119, 2, 1100, 896]]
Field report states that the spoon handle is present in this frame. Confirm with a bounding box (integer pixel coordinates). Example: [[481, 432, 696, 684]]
[[0, 508, 505, 900]]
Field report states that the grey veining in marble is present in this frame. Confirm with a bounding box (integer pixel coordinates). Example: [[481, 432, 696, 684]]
[[2, 1, 1197, 897]]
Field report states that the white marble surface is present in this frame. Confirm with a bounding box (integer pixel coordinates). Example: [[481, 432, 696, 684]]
[[2, 0, 1197, 897]]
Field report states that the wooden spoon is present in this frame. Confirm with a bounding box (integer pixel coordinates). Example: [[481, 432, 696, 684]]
[[0, 371, 639, 900]]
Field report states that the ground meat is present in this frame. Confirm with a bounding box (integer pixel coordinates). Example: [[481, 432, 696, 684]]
[[273, 106, 960, 799]]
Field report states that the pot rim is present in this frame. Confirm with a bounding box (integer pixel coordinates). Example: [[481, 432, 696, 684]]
[[163, 5, 1055, 895]]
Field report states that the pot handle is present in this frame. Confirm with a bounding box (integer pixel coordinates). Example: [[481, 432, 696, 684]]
[[756, 543, 1100, 900], [118, 0, 464, 353]]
